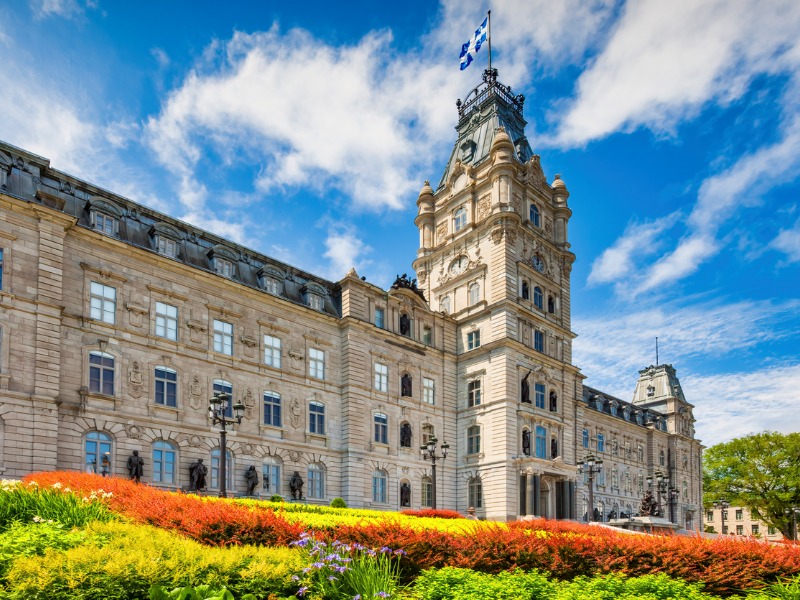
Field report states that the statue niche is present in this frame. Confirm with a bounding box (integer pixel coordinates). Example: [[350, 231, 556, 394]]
[[521, 370, 531, 404], [401, 374, 413, 397], [400, 422, 413, 448]]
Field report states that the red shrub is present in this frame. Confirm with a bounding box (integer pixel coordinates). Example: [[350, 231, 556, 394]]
[[400, 509, 464, 519]]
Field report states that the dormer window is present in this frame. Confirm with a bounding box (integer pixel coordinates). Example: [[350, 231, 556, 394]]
[[87, 196, 123, 237], [308, 294, 324, 310], [215, 258, 233, 277], [303, 283, 327, 311], [157, 236, 177, 258], [94, 213, 117, 235], [460, 140, 476, 162]]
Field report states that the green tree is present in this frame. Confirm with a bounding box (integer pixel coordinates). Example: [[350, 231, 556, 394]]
[[703, 431, 800, 539]]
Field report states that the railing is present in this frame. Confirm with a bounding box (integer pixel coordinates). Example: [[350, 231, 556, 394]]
[[456, 68, 525, 121]]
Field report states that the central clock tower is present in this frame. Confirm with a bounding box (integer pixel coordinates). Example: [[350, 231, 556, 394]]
[[413, 69, 581, 520]]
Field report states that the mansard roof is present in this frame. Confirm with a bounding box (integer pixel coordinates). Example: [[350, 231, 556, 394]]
[[0, 140, 342, 317], [582, 384, 668, 432], [439, 68, 533, 189]]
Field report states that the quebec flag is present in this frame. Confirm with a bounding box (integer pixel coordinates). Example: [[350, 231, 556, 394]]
[[459, 17, 488, 70]]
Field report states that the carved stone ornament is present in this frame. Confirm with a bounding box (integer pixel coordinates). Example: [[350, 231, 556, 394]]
[[288, 349, 304, 370], [417, 270, 427, 285], [128, 361, 144, 398], [544, 217, 553, 235], [525, 155, 546, 187], [187, 434, 204, 449], [491, 226, 504, 245], [241, 335, 258, 358], [506, 229, 517, 246], [243, 387, 256, 419], [188, 375, 203, 410], [126, 302, 147, 328], [288, 450, 302, 462], [240, 443, 256, 456], [435, 222, 448, 246], [124, 424, 142, 439], [290, 398, 303, 429], [187, 319, 207, 344], [476, 195, 491, 221]]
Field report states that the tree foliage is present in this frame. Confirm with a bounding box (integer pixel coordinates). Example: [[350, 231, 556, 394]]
[[703, 431, 800, 538]]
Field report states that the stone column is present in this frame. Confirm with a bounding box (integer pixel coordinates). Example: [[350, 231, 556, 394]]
[[532, 474, 540, 516]]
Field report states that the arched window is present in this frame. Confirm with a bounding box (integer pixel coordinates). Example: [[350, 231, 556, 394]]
[[152, 441, 177, 484], [469, 282, 480, 306], [533, 287, 543, 310], [211, 448, 233, 490], [521, 280, 529, 300], [529, 204, 540, 227], [682, 480, 688, 498], [440, 295, 451, 314], [468, 477, 483, 508], [89, 351, 115, 396], [263, 456, 282, 496], [467, 425, 481, 454], [308, 462, 325, 499], [85, 431, 112, 474], [421, 476, 433, 508], [453, 207, 467, 232], [263, 391, 281, 427], [372, 469, 388, 503], [154, 366, 177, 407], [213, 379, 233, 418]]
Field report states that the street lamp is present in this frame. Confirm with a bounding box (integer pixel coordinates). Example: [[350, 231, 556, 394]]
[[646, 471, 670, 519], [420, 436, 449, 509], [714, 500, 730, 534], [784, 506, 800, 541], [208, 392, 245, 498], [577, 454, 603, 522], [667, 486, 680, 524]]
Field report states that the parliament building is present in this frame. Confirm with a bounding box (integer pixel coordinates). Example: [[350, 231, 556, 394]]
[[0, 69, 703, 525]]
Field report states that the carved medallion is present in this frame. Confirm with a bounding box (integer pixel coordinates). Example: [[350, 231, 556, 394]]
[[188, 375, 203, 410], [290, 399, 303, 429], [288, 450, 302, 462], [128, 361, 144, 398], [124, 424, 142, 439], [187, 434, 204, 449]]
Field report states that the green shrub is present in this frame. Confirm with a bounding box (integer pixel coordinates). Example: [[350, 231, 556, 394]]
[[0, 520, 87, 580], [149, 584, 256, 599], [4, 521, 304, 600], [0, 481, 115, 530], [556, 573, 715, 599], [268, 495, 284, 503], [745, 575, 800, 599], [329, 497, 347, 509]]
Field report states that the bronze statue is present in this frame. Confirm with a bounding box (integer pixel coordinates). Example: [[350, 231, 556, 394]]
[[244, 465, 259, 496], [289, 471, 304, 500], [549, 390, 558, 412], [127, 450, 144, 483], [640, 490, 659, 517], [521, 370, 531, 403], [400, 423, 412, 447], [551, 437, 558, 459], [400, 482, 411, 507], [522, 430, 531, 455], [401, 374, 412, 397], [399, 313, 411, 336], [189, 458, 207, 491]]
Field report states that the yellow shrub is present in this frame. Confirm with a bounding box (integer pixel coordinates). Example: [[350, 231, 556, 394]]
[[5, 520, 304, 600]]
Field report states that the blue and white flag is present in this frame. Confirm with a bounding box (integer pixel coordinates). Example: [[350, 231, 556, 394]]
[[459, 17, 488, 71]]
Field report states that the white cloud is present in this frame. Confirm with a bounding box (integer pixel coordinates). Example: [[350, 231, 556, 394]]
[[553, 0, 800, 146], [588, 213, 677, 285], [771, 217, 800, 263], [145, 26, 462, 213], [323, 226, 372, 281], [30, 0, 83, 20], [686, 365, 800, 446]]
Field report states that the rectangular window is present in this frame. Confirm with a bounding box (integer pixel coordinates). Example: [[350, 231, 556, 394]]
[[374, 363, 388, 392], [308, 466, 325, 499], [215, 258, 233, 277], [736, 525, 744, 535], [467, 330, 481, 350], [213, 380, 233, 418], [154, 367, 177, 407], [535, 425, 547, 458], [422, 326, 432, 345], [89, 352, 115, 396], [372, 473, 387, 503], [307, 294, 324, 311], [422, 424, 435, 446], [157, 237, 177, 258], [421, 478, 432, 508], [597, 433, 605, 453], [262, 462, 281, 495], [90, 281, 116, 324], [735, 509, 743, 521], [213, 319, 233, 355], [152, 442, 176, 484], [534, 330, 544, 352], [263, 392, 282, 427], [423, 377, 435, 405], [94, 213, 116, 235], [534, 383, 545, 409], [263, 276, 280, 295], [751, 524, 759, 535], [309, 348, 325, 379], [467, 380, 481, 407], [467, 426, 481, 455], [309, 401, 325, 435], [375, 307, 385, 329], [707, 511, 714, 522], [582, 429, 590, 448], [768, 526, 776, 535], [264, 335, 281, 368], [155, 302, 178, 340], [374, 413, 388, 444]]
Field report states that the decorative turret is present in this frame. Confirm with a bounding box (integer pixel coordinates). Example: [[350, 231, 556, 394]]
[[633, 364, 695, 438], [415, 180, 436, 251], [491, 126, 515, 164], [552, 174, 569, 203]]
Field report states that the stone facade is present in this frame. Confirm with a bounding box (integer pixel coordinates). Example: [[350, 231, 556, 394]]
[[0, 70, 702, 523], [705, 505, 785, 541]]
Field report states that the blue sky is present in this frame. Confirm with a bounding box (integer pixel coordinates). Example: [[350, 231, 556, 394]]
[[1, 0, 799, 447]]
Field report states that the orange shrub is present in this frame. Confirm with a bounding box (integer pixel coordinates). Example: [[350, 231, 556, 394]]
[[400, 509, 464, 519]]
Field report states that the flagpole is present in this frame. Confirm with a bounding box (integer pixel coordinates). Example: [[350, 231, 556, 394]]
[[487, 10, 492, 73]]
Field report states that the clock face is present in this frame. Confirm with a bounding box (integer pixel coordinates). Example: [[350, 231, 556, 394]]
[[450, 256, 468, 276], [532, 255, 545, 273]]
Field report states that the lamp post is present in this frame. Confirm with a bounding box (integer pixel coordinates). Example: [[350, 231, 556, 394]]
[[667, 486, 680, 524], [420, 436, 449, 509], [577, 454, 603, 522], [208, 392, 245, 498], [785, 506, 800, 541], [714, 500, 730, 534], [646, 470, 670, 519]]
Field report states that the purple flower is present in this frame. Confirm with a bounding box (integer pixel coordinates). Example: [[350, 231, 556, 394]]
[[379, 546, 391, 553], [297, 586, 309, 597], [334, 565, 347, 573], [291, 575, 300, 581], [375, 593, 391, 598], [353, 596, 362, 600], [312, 562, 325, 569], [327, 575, 338, 582]]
